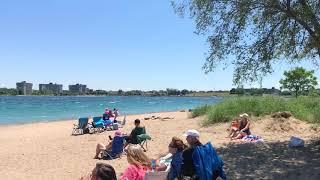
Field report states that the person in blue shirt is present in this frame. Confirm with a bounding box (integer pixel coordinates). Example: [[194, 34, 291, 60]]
[[168, 136, 187, 180]]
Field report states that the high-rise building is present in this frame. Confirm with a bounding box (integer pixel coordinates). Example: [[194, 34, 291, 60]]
[[69, 84, 87, 95], [39, 83, 63, 94], [16, 81, 33, 95]]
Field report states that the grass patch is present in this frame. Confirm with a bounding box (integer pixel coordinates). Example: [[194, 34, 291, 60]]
[[191, 104, 212, 118], [192, 96, 320, 125]]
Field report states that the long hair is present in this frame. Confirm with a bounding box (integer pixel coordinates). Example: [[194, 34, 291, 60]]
[[126, 144, 150, 167], [171, 136, 187, 152], [240, 116, 249, 129]]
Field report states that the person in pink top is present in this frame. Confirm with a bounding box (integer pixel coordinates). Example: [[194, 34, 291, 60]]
[[121, 144, 151, 180]]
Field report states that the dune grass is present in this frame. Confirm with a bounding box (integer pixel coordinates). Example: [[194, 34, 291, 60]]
[[192, 96, 320, 125]]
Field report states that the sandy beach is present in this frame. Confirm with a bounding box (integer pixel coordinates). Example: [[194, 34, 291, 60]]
[[0, 111, 319, 180]]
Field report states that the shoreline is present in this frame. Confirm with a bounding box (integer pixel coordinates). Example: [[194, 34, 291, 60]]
[[0, 109, 185, 127]]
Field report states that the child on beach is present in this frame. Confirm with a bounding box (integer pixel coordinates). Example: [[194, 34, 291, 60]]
[[226, 118, 240, 138], [121, 145, 151, 180]]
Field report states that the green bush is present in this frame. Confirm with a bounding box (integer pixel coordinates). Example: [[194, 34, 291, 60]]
[[192, 96, 320, 125], [191, 104, 212, 118]]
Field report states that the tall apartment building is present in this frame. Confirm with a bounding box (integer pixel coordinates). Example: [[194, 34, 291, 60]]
[[16, 81, 33, 95], [69, 84, 87, 94], [39, 83, 63, 94]]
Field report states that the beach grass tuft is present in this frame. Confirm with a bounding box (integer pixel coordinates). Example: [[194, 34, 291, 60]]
[[192, 96, 320, 125]]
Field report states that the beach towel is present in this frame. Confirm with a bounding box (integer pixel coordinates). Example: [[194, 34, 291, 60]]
[[241, 135, 264, 142], [192, 142, 227, 180]]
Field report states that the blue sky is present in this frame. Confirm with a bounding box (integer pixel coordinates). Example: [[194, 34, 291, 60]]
[[0, 0, 319, 91]]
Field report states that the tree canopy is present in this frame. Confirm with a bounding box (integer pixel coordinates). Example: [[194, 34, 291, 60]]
[[279, 67, 318, 97], [172, 0, 320, 84]]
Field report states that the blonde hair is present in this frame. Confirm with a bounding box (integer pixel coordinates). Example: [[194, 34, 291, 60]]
[[126, 145, 150, 166]]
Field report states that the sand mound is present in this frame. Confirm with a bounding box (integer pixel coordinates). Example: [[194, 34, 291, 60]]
[[262, 117, 317, 133]]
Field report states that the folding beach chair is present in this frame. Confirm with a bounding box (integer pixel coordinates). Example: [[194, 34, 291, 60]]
[[137, 127, 151, 151], [91, 116, 105, 133], [72, 117, 89, 135], [102, 136, 125, 160]]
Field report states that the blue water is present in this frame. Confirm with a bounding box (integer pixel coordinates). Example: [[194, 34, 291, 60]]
[[0, 96, 223, 125]]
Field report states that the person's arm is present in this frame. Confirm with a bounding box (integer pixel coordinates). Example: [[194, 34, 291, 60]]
[[241, 121, 250, 132]]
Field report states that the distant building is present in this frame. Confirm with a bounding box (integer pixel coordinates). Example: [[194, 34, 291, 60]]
[[39, 83, 63, 94], [16, 81, 33, 95], [69, 84, 87, 94]]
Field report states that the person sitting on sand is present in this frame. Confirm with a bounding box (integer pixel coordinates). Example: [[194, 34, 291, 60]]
[[181, 129, 226, 179], [181, 129, 203, 178], [124, 119, 146, 148], [167, 136, 187, 180], [94, 130, 124, 159], [226, 118, 240, 138], [80, 162, 117, 180], [121, 144, 151, 180], [154, 136, 187, 174], [233, 113, 251, 140], [102, 109, 110, 120]]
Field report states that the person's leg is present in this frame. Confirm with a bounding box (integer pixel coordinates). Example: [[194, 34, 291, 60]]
[[94, 143, 106, 159], [105, 141, 112, 151], [232, 132, 247, 140], [226, 129, 236, 138]]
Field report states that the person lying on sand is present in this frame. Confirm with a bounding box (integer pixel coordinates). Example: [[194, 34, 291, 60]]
[[94, 130, 124, 159], [232, 113, 251, 140]]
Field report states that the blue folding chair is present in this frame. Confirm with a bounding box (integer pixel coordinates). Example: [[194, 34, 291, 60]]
[[72, 117, 89, 135], [91, 116, 105, 133], [102, 136, 125, 160]]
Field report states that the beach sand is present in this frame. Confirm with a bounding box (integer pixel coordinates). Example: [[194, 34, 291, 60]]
[[0, 111, 319, 180]]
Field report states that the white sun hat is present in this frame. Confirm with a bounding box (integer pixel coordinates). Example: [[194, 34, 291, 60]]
[[183, 129, 200, 137], [239, 113, 249, 118]]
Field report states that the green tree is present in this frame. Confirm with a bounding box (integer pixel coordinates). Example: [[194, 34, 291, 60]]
[[172, 0, 320, 84], [117, 89, 123, 96], [279, 67, 318, 98]]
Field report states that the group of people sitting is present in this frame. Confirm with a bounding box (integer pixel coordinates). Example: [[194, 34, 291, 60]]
[[94, 119, 146, 159], [85, 116, 226, 180], [90, 108, 121, 131], [103, 108, 119, 121], [226, 113, 251, 140]]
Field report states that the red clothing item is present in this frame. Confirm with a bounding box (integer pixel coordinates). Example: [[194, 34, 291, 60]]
[[121, 164, 149, 180]]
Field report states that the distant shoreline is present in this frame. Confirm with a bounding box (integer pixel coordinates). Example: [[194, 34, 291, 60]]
[[0, 94, 229, 97]]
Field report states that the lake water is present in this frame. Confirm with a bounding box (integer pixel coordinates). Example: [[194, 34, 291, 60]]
[[0, 96, 223, 125]]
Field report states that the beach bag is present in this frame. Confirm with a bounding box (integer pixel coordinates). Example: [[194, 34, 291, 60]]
[[289, 136, 304, 147]]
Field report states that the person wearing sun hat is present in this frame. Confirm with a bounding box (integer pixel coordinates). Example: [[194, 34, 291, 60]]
[[232, 113, 251, 140], [181, 129, 203, 178], [181, 129, 227, 180]]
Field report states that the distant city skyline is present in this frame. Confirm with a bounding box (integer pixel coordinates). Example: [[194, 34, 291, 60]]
[[1, 0, 319, 91]]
